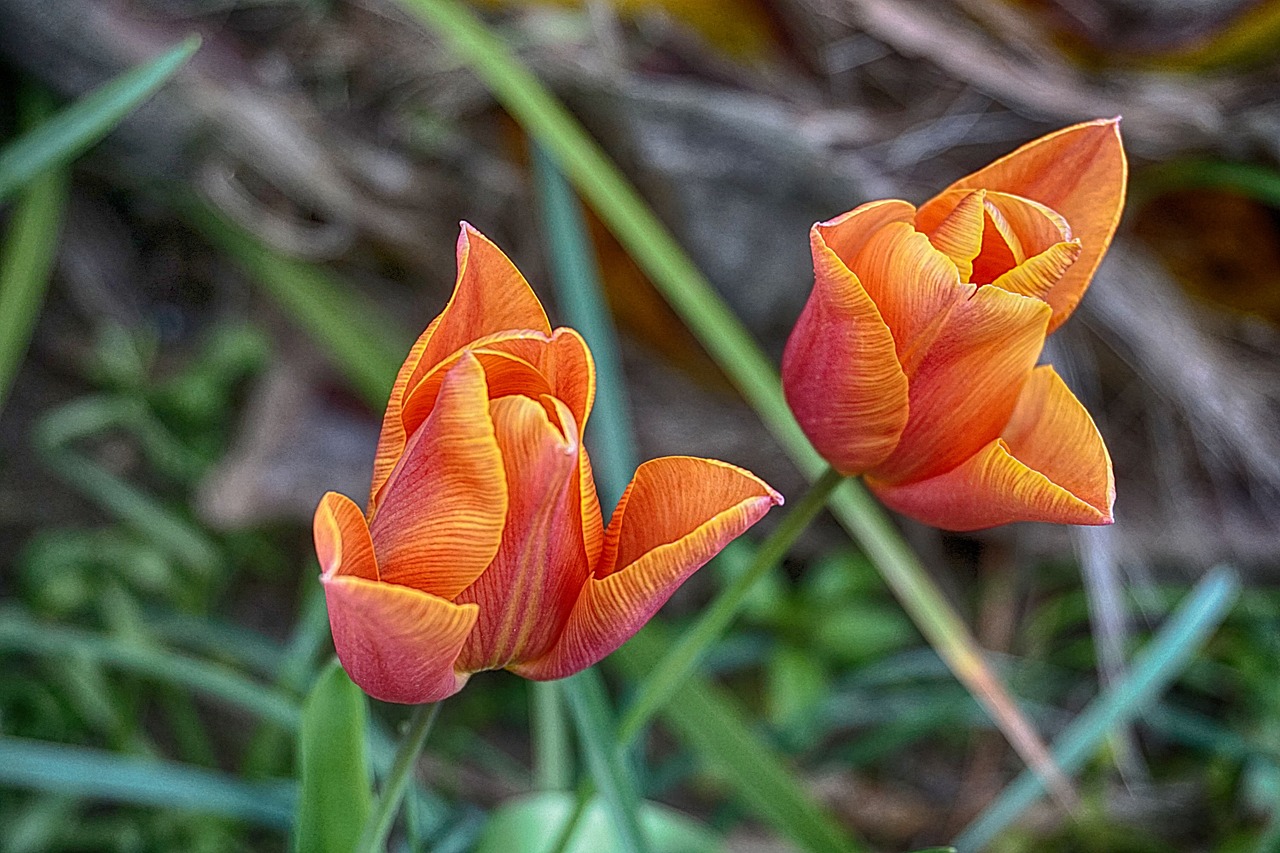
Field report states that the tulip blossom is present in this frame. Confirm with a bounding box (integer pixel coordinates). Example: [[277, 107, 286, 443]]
[[314, 224, 782, 704], [783, 119, 1126, 531]]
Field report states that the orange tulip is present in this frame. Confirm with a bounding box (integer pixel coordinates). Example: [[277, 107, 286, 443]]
[[782, 119, 1126, 531], [314, 224, 782, 704]]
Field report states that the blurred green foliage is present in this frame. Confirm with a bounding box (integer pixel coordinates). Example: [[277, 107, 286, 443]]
[[2, 7, 1278, 853]]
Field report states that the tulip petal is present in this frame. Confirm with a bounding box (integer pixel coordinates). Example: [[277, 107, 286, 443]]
[[1003, 364, 1114, 518], [871, 284, 1051, 484], [474, 327, 596, 439], [850, 222, 969, 372], [868, 366, 1114, 530], [423, 223, 553, 366], [369, 324, 439, 515], [396, 328, 596, 453], [923, 189, 985, 282], [782, 226, 909, 474], [514, 457, 782, 680], [369, 224, 552, 506], [814, 199, 916, 265], [920, 119, 1127, 331], [578, 446, 605, 571], [992, 240, 1082, 301], [314, 491, 379, 582], [369, 352, 508, 599], [985, 192, 1072, 259], [323, 574, 479, 704], [394, 346, 553, 458], [456, 395, 587, 672]]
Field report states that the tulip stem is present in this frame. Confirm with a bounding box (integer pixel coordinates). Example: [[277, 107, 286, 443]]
[[532, 680, 572, 791], [618, 467, 846, 744], [544, 468, 846, 853], [355, 701, 442, 853]]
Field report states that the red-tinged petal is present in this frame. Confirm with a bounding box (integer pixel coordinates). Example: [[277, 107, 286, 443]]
[[921, 120, 1127, 331], [1002, 365, 1114, 518], [578, 447, 605, 571], [972, 200, 1021, 284], [368, 225, 552, 508], [422, 223, 552, 367], [782, 226, 910, 474], [314, 491, 379, 581], [395, 345, 553, 457], [476, 327, 596, 439], [513, 457, 782, 680], [369, 322, 440, 516], [871, 285, 1051, 485], [850, 221, 968, 373], [455, 395, 587, 672], [395, 328, 596, 456], [921, 189, 985, 282], [867, 367, 1113, 530], [369, 352, 508, 599], [323, 574, 479, 704], [814, 199, 916, 265], [986, 192, 1072, 258], [992, 241, 1082, 300]]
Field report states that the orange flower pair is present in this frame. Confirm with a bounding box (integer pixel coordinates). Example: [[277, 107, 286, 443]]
[[783, 119, 1126, 530], [314, 225, 782, 703], [315, 120, 1127, 702]]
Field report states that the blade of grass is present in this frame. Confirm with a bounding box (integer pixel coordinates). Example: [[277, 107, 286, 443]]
[[0, 736, 294, 829], [561, 672, 650, 853], [33, 397, 221, 574], [0, 37, 199, 202], [355, 702, 443, 853], [617, 467, 842, 745], [1133, 159, 1280, 209], [0, 608, 300, 729], [0, 88, 69, 413], [534, 134, 859, 852], [179, 195, 406, 408], [396, 0, 1071, 803], [531, 143, 636, 508], [954, 565, 1241, 852]]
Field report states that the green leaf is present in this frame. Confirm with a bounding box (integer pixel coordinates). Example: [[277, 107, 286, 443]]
[[0, 37, 200, 202], [295, 660, 373, 853], [477, 792, 721, 853], [0, 735, 294, 829], [954, 565, 1241, 852], [613, 629, 862, 853], [0, 88, 68, 413]]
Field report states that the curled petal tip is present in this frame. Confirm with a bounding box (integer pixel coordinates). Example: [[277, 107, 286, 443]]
[[514, 456, 780, 680]]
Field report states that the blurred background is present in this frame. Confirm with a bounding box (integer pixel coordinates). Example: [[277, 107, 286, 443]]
[[1, 0, 1279, 850]]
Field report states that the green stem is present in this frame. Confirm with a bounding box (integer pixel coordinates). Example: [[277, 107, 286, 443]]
[[532, 681, 572, 791], [618, 467, 844, 743], [355, 702, 442, 853], [546, 468, 846, 851]]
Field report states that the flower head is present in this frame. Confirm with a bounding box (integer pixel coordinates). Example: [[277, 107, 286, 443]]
[[315, 224, 782, 703], [782, 119, 1126, 531]]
